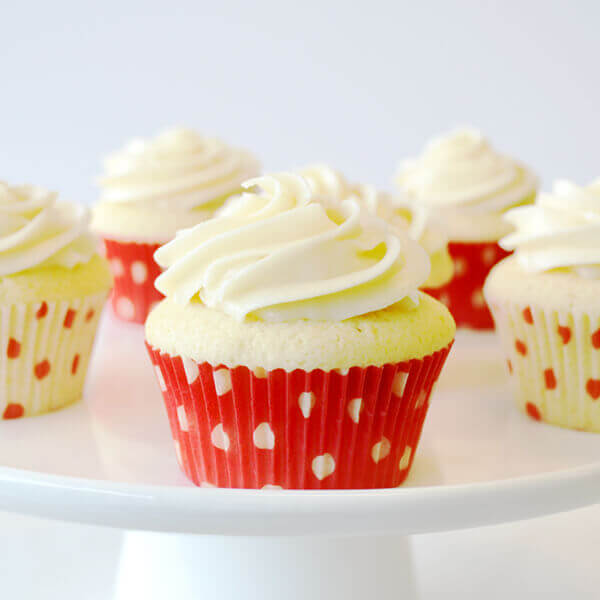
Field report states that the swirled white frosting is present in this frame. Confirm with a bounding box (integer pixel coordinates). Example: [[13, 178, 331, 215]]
[[95, 128, 260, 236], [395, 129, 538, 241], [500, 179, 600, 277], [0, 182, 96, 277], [297, 165, 444, 253], [154, 173, 431, 322]]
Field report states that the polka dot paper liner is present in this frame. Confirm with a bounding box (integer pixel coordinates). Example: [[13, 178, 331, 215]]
[[102, 239, 164, 324], [489, 299, 600, 432], [0, 292, 108, 418], [145, 343, 453, 489], [424, 241, 511, 330]]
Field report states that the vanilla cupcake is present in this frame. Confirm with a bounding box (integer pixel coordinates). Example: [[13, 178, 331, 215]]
[[485, 180, 600, 431], [396, 128, 538, 329], [0, 182, 111, 418], [297, 165, 453, 289], [145, 173, 455, 489], [93, 128, 260, 323]]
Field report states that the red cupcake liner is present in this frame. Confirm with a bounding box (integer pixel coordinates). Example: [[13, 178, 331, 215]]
[[424, 241, 511, 330], [102, 239, 164, 324], [145, 343, 453, 489]]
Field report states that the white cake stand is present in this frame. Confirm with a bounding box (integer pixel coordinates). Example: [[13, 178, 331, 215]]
[[1, 313, 600, 599]]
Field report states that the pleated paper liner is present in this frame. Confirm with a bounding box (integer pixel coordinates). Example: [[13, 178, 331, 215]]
[[488, 298, 600, 432], [0, 292, 108, 418], [146, 343, 453, 489], [424, 241, 511, 330], [102, 239, 163, 324]]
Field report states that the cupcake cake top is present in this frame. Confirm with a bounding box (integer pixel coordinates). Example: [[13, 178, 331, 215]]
[[154, 172, 431, 322], [0, 182, 96, 277], [500, 179, 600, 277], [93, 128, 260, 240], [395, 128, 538, 240]]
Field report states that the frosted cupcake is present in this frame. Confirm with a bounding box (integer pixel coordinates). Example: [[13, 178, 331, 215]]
[[297, 165, 453, 289], [0, 182, 111, 418], [396, 128, 538, 329], [485, 180, 600, 431], [145, 173, 455, 489], [93, 128, 260, 323]]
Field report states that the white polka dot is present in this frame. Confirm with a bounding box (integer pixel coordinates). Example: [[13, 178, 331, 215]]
[[261, 484, 282, 490], [253, 367, 267, 378], [253, 422, 275, 449], [371, 437, 391, 463], [174, 440, 183, 465], [177, 405, 189, 431], [454, 257, 467, 277], [115, 296, 135, 320], [298, 391, 316, 418], [482, 245, 497, 266], [439, 293, 451, 308], [312, 453, 336, 480], [200, 481, 216, 488], [213, 369, 232, 395], [110, 257, 125, 277], [336, 368, 350, 376], [472, 288, 486, 308], [182, 356, 199, 384], [347, 397, 362, 423], [415, 389, 429, 408], [130, 260, 148, 284], [399, 446, 412, 471], [211, 424, 230, 451], [154, 365, 167, 392], [392, 371, 409, 397]]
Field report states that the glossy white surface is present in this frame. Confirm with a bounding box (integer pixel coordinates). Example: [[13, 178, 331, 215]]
[[1, 311, 600, 535]]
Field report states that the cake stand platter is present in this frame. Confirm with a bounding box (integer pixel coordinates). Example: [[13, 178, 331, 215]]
[[1, 313, 600, 600]]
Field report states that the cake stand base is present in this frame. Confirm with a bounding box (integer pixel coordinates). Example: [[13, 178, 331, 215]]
[[115, 531, 418, 599]]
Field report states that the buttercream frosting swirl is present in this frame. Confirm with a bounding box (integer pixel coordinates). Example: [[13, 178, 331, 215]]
[[154, 173, 430, 322], [297, 165, 444, 253], [500, 179, 600, 277], [0, 182, 96, 277], [395, 129, 538, 240], [97, 128, 260, 212]]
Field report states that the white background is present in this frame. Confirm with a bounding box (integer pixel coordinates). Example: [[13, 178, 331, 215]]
[[2, 1, 600, 598], [2, 0, 600, 203]]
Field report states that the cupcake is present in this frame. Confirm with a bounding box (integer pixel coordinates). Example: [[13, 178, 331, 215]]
[[92, 128, 260, 324], [145, 173, 455, 489], [297, 165, 454, 290], [0, 182, 111, 418], [485, 180, 600, 431], [396, 128, 538, 329]]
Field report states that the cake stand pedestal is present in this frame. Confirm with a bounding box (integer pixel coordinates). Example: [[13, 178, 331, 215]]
[[116, 533, 417, 599], [1, 315, 600, 599]]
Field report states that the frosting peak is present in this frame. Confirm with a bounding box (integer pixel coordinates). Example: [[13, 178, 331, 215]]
[[297, 165, 444, 253], [98, 127, 260, 211], [0, 182, 96, 277], [395, 129, 538, 241], [500, 179, 600, 276], [154, 173, 431, 322], [397, 128, 537, 208], [295, 165, 352, 199]]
